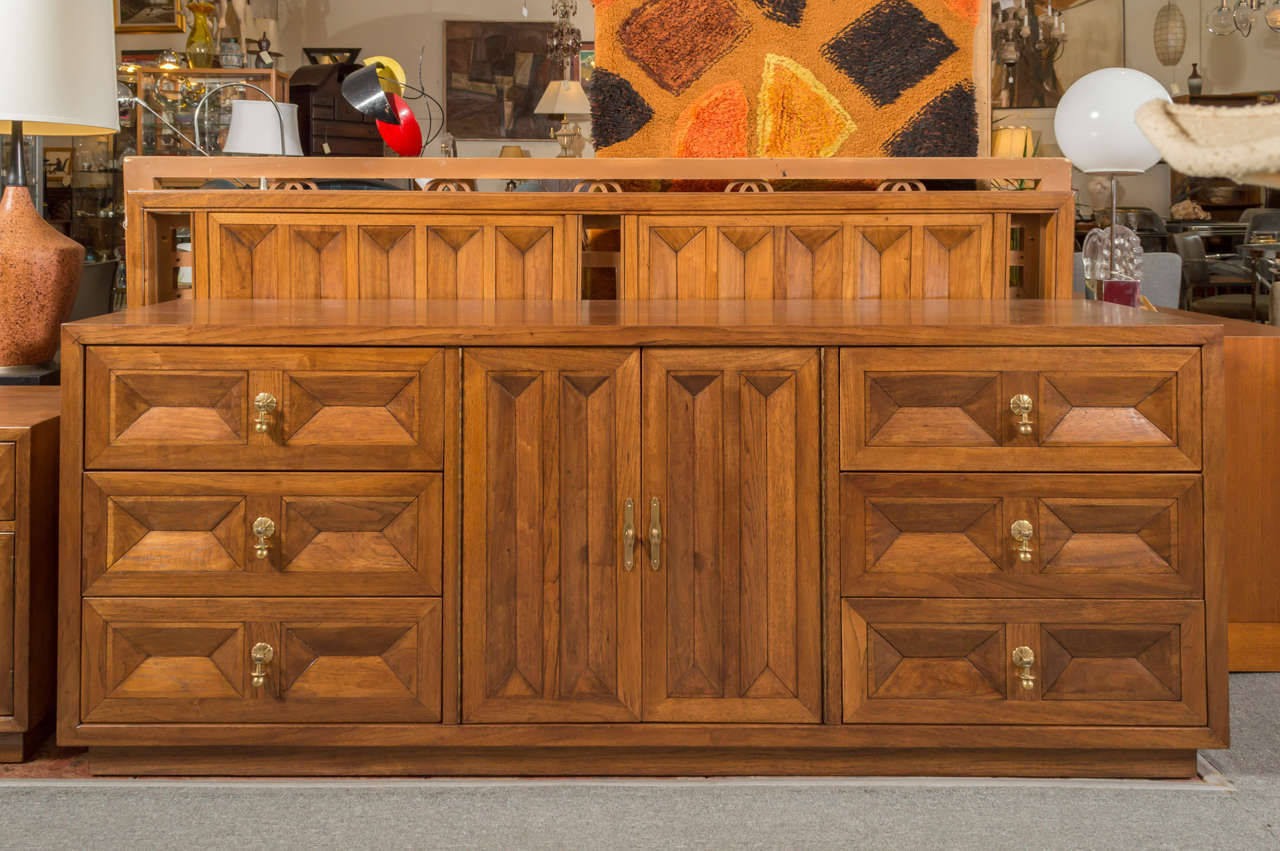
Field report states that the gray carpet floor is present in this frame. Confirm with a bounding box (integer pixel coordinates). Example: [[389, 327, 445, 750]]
[[0, 674, 1276, 850]]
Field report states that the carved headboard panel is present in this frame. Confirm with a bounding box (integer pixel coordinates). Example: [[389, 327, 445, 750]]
[[123, 157, 1074, 307]]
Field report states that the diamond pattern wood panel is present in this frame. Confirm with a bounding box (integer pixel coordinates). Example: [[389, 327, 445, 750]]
[[82, 598, 441, 723]]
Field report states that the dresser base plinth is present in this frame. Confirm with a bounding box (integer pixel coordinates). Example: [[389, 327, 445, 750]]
[[86, 746, 1200, 779], [0, 720, 53, 763]]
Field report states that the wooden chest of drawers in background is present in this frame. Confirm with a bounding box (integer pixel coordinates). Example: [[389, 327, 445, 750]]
[[0, 387, 59, 761]]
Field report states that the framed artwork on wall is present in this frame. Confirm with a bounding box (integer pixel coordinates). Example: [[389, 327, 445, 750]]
[[43, 147, 72, 189], [444, 20, 557, 141], [115, 0, 186, 33], [578, 42, 596, 86]]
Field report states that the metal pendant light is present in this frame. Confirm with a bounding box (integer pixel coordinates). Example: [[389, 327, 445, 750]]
[[1154, 0, 1187, 65]]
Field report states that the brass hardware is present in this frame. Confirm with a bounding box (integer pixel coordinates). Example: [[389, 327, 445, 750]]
[[1011, 519, 1034, 562], [253, 392, 277, 434], [622, 498, 636, 572], [649, 497, 662, 572], [1010, 394, 1034, 435], [1012, 645, 1036, 690], [252, 516, 276, 560], [250, 642, 275, 688]]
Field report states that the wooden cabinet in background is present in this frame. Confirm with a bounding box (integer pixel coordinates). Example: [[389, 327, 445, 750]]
[[0, 388, 59, 761]]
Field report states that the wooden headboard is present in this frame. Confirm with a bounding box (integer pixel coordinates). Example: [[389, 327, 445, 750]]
[[123, 157, 1075, 307]]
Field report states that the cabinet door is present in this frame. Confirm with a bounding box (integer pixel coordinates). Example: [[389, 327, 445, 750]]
[[82, 473, 443, 596], [841, 473, 1203, 598], [84, 346, 446, 470], [842, 599, 1205, 726], [0, 534, 11, 716], [462, 349, 642, 722], [81, 598, 441, 723], [642, 349, 822, 722], [841, 347, 1201, 470]]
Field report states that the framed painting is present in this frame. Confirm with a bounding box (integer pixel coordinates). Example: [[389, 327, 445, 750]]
[[115, 0, 186, 33], [577, 42, 596, 86], [43, 147, 73, 189], [444, 20, 557, 141]]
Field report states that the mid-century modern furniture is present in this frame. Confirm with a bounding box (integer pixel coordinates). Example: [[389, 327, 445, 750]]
[[58, 157, 1230, 776], [1, 387, 59, 761], [287, 63, 383, 157]]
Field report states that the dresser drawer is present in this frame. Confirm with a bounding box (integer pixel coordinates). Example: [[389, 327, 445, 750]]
[[841, 474, 1202, 598], [840, 347, 1201, 470], [0, 442, 12, 521], [82, 473, 442, 596], [842, 599, 1205, 726], [81, 597, 442, 724], [84, 347, 447, 470]]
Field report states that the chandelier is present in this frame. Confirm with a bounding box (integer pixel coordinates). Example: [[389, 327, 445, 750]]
[[548, 0, 582, 74], [993, 0, 1067, 68], [1207, 0, 1280, 35]]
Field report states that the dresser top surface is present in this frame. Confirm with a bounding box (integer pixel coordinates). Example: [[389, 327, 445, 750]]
[[0, 386, 59, 428], [64, 299, 1224, 347]]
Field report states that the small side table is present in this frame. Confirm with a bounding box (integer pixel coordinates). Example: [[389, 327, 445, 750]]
[[0, 387, 59, 761]]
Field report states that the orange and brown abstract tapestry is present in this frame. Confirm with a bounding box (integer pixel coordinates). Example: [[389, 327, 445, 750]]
[[587, 0, 981, 157]]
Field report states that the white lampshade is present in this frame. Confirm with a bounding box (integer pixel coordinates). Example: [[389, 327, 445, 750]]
[[535, 80, 591, 116], [1053, 68, 1172, 175], [0, 0, 119, 134], [223, 100, 304, 156]]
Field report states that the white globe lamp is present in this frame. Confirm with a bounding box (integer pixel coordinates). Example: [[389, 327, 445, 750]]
[[1053, 67, 1172, 175]]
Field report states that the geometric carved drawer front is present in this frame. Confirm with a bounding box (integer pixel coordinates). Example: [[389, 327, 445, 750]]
[[81, 598, 441, 724], [82, 473, 443, 596], [841, 347, 1202, 470], [0, 441, 14, 521], [842, 599, 1206, 726], [841, 474, 1203, 598], [84, 346, 446, 470]]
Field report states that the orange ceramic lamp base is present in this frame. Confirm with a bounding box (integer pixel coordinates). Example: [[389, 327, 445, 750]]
[[0, 185, 83, 366]]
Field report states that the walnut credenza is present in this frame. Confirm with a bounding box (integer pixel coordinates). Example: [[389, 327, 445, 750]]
[[58, 299, 1228, 777], [1, 387, 59, 761]]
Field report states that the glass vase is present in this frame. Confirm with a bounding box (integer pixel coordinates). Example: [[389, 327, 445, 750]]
[[185, 2, 218, 69]]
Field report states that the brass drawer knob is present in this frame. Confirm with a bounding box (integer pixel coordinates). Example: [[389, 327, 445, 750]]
[[252, 516, 276, 559], [1012, 645, 1036, 690], [1009, 394, 1034, 435], [250, 642, 275, 688], [1011, 519, 1034, 562], [253, 392, 277, 434]]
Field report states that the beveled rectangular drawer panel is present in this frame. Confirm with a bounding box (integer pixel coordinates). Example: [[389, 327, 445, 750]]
[[0, 442, 13, 521], [81, 597, 442, 724], [84, 346, 446, 470], [840, 347, 1202, 471], [841, 474, 1202, 598], [82, 473, 442, 597], [842, 599, 1206, 726]]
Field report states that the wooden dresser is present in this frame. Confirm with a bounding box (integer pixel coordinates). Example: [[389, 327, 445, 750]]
[[58, 299, 1227, 777], [1, 387, 59, 761]]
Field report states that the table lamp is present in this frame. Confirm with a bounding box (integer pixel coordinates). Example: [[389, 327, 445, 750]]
[[1054, 67, 1172, 305], [222, 100, 304, 156], [0, 0, 119, 367], [535, 79, 591, 158]]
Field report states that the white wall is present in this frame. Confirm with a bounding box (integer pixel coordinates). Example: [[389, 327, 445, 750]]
[[1125, 0, 1280, 96]]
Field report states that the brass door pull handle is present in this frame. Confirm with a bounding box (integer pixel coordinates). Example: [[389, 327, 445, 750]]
[[253, 392, 277, 434], [1012, 645, 1035, 690], [1010, 394, 1033, 435], [251, 642, 275, 688], [649, 497, 662, 572], [252, 516, 276, 560], [1011, 520, 1034, 562], [622, 498, 636, 572]]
